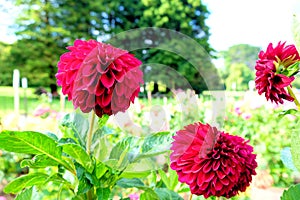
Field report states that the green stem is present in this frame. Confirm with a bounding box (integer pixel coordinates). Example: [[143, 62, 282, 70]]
[[86, 110, 96, 155], [287, 86, 300, 110], [86, 111, 96, 200], [87, 188, 93, 200]]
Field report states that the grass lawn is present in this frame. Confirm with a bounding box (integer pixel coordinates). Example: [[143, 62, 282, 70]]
[[0, 86, 73, 116]]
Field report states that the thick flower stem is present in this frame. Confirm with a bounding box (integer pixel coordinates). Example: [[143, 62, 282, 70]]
[[87, 188, 94, 200], [287, 86, 300, 110], [86, 110, 96, 155], [188, 193, 193, 200]]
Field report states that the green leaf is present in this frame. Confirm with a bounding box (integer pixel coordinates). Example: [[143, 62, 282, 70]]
[[98, 114, 109, 129], [134, 131, 172, 161], [96, 187, 111, 200], [177, 185, 190, 193], [116, 178, 147, 190], [141, 131, 172, 153], [75, 163, 93, 194], [109, 136, 140, 167], [92, 137, 109, 161], [15, 187, 40, 200], [121, 158, 154, 178], [0, 131, 61, 156], [281, 183, 300, 200], [158, 169, 170, 189], [95, 162, 108, 179], [4, 173, 49, 194], [278, 109, 299, 118], [0, 131, 74, 173], [281, 61, 300, 77], [154, 188, 183, 200], [61, 143, 94, 173], [104, 159, 119, 169], [44, 131, 59, 141], [291, 130, 300, 171], [72, 194, 87, 200], [46, 173, 72, 188], [281, 147, 298, 171], [60, 113, 89, 148], [140, 189, 159, 200], [169, 169, 179, 191], [21, 154, 59, 168]]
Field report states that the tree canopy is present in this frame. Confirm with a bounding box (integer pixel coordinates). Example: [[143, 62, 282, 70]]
[[220, 44, 261, 90], [1, 0, 221, 93]]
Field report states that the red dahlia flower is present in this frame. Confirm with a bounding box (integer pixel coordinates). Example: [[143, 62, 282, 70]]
[[56, 39, 143, 117], [255, 41, 300, 104], [170, 122, 257, 198]]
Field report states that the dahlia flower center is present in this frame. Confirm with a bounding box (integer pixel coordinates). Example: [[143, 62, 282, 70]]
[[274, 55, 297, 75], [204, 138, 231, 160]]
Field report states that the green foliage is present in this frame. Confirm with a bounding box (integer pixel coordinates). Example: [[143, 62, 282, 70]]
[[223, 99, 296, 187], [61, 143, 94, 173], [0, 130, 75, 173], [4, 173, 48, 194], [293, 15, 300, 52], [158, 168, 179, 191], [96, 187, 111, 200], [281, 183, 300, 200], [291, 126, 300, 172], [0, 111, 174, 199], [0, 42, 13, 86], [15, 187, 40, 200], [2, 0, 215, 91], [59, 113, 89, 149], [116, 177, 183, 200], [21, 154, 59, 168], [224, 63, 255, 90], [281, 147, 298, 171], [220, 44, 260, 90]]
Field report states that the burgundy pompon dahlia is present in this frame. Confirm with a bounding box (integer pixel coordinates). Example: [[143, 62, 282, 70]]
[[170, 122, 257, 198], [255, 41, 300, 104], [56, 39, 143, 117]]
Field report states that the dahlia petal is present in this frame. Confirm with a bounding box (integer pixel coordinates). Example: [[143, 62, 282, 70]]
[[202, 161, 212, 173], [215, 180, 224, 191], [255, 41, 299, 104], [219, 177, 230, 185], [216, 170, 226, 179], [101, 92, 112, 107], [204, 171, 215, 182], [113, 70, 125, 82], [212, 160, 220, 171], [101, 71, 115, 88], [170, 122, 257, 198], [198, 179, 210, 190]]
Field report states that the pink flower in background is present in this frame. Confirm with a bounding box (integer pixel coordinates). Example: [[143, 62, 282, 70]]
[[33, 106, 51, 117], [128, 193, 139, 200], [170, 122, 257, 198], [56, 39, 143, 117], [234, 106, 242, 115], [0, 196, 7, 200], [241, 112, 252, 120], [255, 41, 300, 104]]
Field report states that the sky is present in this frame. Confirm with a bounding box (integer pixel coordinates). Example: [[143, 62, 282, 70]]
[[0, 0, 300, 52], [0, 0, 18, 44], [202, 0, 300, 51]]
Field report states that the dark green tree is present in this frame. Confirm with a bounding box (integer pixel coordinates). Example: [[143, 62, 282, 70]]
[[5, 0, 220, 93], [0, 42, 13, 85], [104, 0, 220, 93], [220, 44, 260, 90]]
